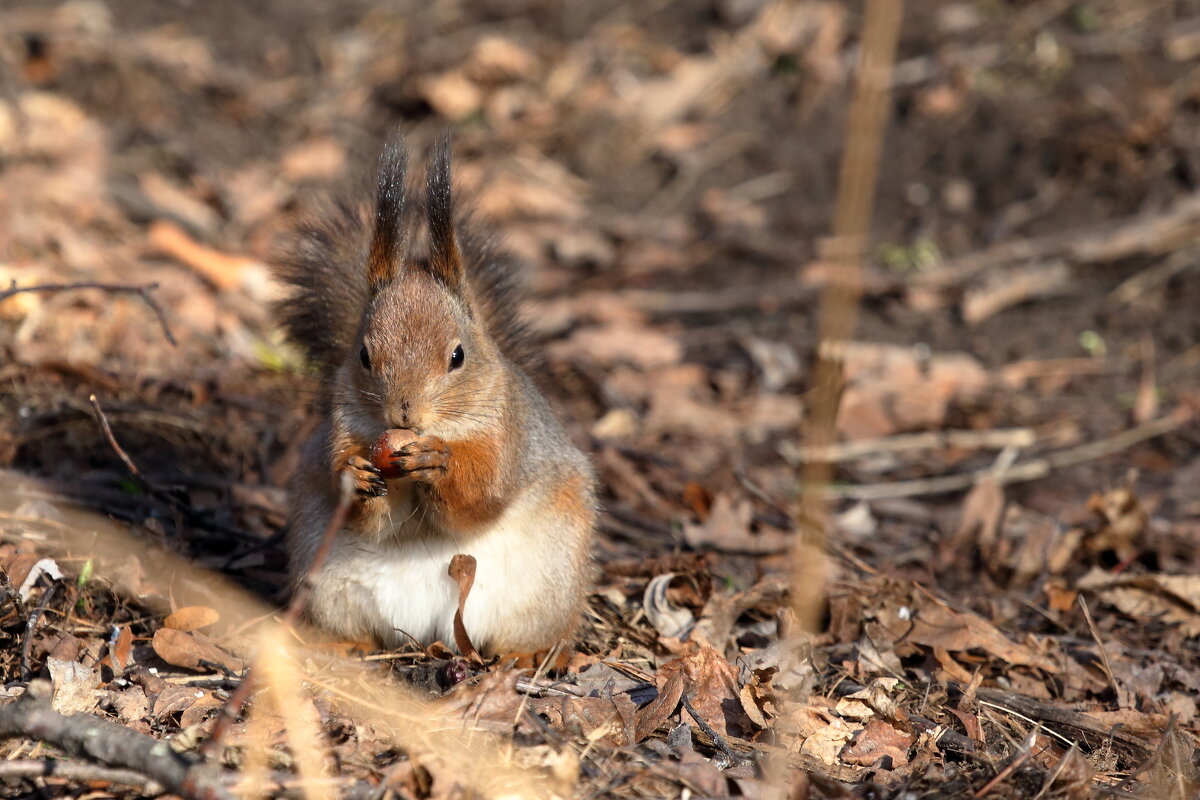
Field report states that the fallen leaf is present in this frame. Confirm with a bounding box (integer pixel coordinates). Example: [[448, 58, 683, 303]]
[[152, 628, 245, 674], [448, 554, 482, 662], [1078, 569, 1200, 636], [840, 718, 913, 768], [683, 494, 790, 554], [420, 70, 484, 118], [163, 605, 220, 632], [111, 686, 150, 722], [47, 657, 101, 715], [109, 625, 133, 674], [549, 322, 683, 370], [643, 573, 698, 639]]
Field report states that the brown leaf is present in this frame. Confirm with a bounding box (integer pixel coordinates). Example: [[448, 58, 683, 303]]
[[840, 718, 913, 768], [683, 494, 790, 554], [47, 657, 100, 715], [163, 605, 220, 632], [152, 628, 245, 674], [109, 624, 133, 674], [878, 589, 1058, 672], [448, 554, 482, 663], [652, 647, 760, 740], [433, 671, 526, 734], [633, 666, 687, 742], [1078, 569, 1200, 636]]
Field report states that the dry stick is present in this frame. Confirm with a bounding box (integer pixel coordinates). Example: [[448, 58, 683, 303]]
[[20, 582, 58, 682], [821, 407, 1193, 500], [1077, 595, 1119, 700], [973, 729, 1037, 798], [201, 471, 354, 758], [0, 758, 165, 794], [794, 0, 904, 628], [0, 280, 176, 346], [785, 3, 903, 795], [0, 686, 233, 800], [785, 427, 1036, 465], [87, 394, 143, 480], [0, 567, 28, 620], [680, 693, 746, 766]]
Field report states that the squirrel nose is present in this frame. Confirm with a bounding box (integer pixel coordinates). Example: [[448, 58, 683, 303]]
[[390, 401, 412, 430]]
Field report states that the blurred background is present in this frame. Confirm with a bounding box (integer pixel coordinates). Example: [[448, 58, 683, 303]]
[[1, 0, 1200, 792]]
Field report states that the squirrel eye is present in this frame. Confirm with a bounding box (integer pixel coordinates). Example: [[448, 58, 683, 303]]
[[449, 344, 465, 372], [360, 346, 372, 371]]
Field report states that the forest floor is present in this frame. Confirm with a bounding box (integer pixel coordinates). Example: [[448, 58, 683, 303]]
[[1, 1, 1199, 798]]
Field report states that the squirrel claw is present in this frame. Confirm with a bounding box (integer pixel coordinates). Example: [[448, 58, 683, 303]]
[[388, 436, 450, 476], [347, 455, 387, 498]]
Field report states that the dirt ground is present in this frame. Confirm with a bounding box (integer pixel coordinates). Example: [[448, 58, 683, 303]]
[[1, 0, 1199, 798]]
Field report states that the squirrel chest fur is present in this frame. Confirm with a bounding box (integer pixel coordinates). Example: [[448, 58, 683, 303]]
[[274, 134, 596, 653]]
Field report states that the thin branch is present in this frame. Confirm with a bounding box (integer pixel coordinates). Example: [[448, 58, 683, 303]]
[[820, 406, 1193, 500], [0, 758, 165, 794], [1077, 595, 1118, 699], [88, 394, 143, 480], [0, 686, 233, 800], [20, 582, 59, 682], [0, 280, 176, 346], [680, 693, 749, 766]]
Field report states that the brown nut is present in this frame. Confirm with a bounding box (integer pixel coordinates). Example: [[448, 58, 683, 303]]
[[369, 429, 419, 478]]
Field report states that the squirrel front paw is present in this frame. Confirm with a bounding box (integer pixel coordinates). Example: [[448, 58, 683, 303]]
[[347, 455, 387, 498], [387, 436, 450, 477]]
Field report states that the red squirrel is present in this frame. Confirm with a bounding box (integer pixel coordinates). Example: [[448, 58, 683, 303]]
[[273, 132, 596, 653]]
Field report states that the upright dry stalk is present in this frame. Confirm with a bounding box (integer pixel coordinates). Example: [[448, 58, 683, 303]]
[[793, 0, 904, 631]]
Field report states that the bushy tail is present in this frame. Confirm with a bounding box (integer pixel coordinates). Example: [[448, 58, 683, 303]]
[[272, 197, 373, 377]]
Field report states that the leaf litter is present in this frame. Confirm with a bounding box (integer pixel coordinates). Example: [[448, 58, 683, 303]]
[[0, 1, 1198, 799]]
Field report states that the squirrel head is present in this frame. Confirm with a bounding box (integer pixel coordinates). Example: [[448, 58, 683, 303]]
[[347, 133, 504, 437]]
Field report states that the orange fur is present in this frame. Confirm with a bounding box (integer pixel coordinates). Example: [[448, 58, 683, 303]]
[[421, 429, 508, 529]]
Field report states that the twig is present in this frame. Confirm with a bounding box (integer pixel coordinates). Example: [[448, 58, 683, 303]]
[[0, 758, 165, 794], [0, 280, 176, 346], [20, 582, 59, 682], [680, 693, 748, 766], [0, 567, 28, 620], [795, 0, 904, 629], [821, 406, 1193, 500], [87, 394, 143, 480], [783, 427, 1035, 465], [202, 472, 354, 757], [973, 728, 1036, 797], [0, 684, 233, 800], [1077, 595, 1119, 700]]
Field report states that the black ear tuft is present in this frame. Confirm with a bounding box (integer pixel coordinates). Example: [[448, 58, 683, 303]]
[[367, 132, 409, 291], [425, 131, 464, 292]]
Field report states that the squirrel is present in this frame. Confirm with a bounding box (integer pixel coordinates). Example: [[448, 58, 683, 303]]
[[272, 132, 597, 654]]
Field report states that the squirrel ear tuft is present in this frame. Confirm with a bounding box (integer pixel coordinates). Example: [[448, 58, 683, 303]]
[[425, 131, 465, 293], [367, 132, 409, 291]]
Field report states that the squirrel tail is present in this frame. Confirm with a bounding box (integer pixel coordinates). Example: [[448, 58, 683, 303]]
[[272, 196, 374, 377]]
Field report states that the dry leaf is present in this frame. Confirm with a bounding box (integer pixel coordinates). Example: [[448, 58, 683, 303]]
[[163, 605, 220, 632], [683, 494, 790, 554], [1078, 569, 1200, 636], [152, 628, 245, 674], [643, 573, 697, 639], [448, 554, 482, 662], [109, 624, 133, 674], [47, 657, 101, 715], [840, 718, 913, 768]]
